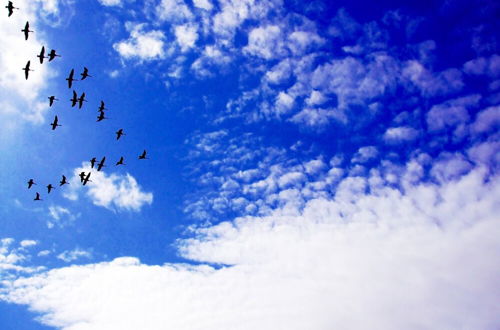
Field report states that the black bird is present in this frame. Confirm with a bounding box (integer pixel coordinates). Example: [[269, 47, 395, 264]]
[[21, 21, 33, 40], [47, 184, 54, 194], [116, 157, 125, 166], [80, 67, 91, 80], [70, 90, 78, 107], [90, 157, 97, 168], [78, 92, 87, 109], [138, 150, 148, 160], [50, 115, 61, 130], [6, 1, 18, 17], [79, 171, 86, 182], [98, 100, 106, 112], [116, 129, 125, 140], [34, 192, 42, 201], [59, 175, 69, 186], [27, 179, 36, 189], [97, 157, 106, 171], [37, 46, 47, 64], [48, 49, 61, 62], [22, 60, 33, 80], [96, 111, 109, 122], [82, 172, 91, 186], [66, 69, 77, 88], [48, 95, 58, 107]]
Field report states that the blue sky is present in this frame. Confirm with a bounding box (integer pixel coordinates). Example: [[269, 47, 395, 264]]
[[0, 0, 499, 329]]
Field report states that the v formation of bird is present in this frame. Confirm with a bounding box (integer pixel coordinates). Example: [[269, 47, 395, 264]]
[[8, 2, 150, 201]]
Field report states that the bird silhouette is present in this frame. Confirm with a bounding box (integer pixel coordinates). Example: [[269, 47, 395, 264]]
[[96, 111, 109, 122], [97, 157, 106, 171], [59, 175, 69, 186], [48, 49, 61, 62], [37, 46, 47, 64], [21, 21, 33, 40], [47, 184, 54, 194], [138, 150, 148, 159], [22, 60, 33, 80], [116, 129, 125, 140], [50, 115, 61, 130], [116, 156, 125, 166], [27, 179, 36, 189], [78, 92, 87, 109], [70, 90, 78, 107], [79, 171, 86, 182], [98, 100, 107, 112], [80, 67, 92, 80], [34, 192, 42, 201], [48, 95, 59, 107], [82, 172, 92, 186], [66, 69, 78, 88], [6, 1, 18, 17], [90, 157, 97, 168]]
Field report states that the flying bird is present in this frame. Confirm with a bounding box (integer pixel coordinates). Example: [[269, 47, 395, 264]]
[[6, 1, 18, 17], [21, 21, 33, 40], [48, 49, 61, 62], [138, 150, 148, 160], [116, 157, 125, 166], [47, 184, 54, 194], [80, 67, 91, 80], [96, 111, 109, 122], [97, 157, 106, 171], [98, 100, 106, 112], [66, 69, 77, 88], [37, 46, 47, 64], [50, 115, 61, 130], [78, 92, 87, 109], [115, 129, 125, 140], [79, 171, 86, 182], [22, 60, 33, 80], [48, 95, 58, 107], [59, 175, 69, 186], [27, 179, 36, 189], [82, 172, 91, 186], [70, 90, 78, 107], [90, 157, 97, 168], [34, 192, 42, 201]]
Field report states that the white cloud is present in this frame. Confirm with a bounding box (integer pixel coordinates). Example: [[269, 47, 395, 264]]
[[193, 0, 213, 11], [98, 0, 123, 6], [470, 105, 500, 135], [244, 25, 288, 60], [19, 240, 38, 248], [156, 0, 194, 23], [175, 24, 199, 52], [383, 126, 420, 144], [57, 249, 93, 263], [63, 163, 153, 212], [113, 23, 166, 61], [426, 95, 480, 132], [2, 168, 499, 330], [402, 60, 464, 97], [287, 31, 325, 56], [352, 146, 378, 163], [47, 206, 78, 228]]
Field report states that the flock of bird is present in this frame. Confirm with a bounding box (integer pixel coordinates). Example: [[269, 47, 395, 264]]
[[6, 1, 150, 201]]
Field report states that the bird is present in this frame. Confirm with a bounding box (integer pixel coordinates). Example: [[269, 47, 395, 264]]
[[47, 184, 54, 194], [97, 157, 106, 171], [96, 111, 109, 122], [82, 172, 91, 186], [80, 67, 91, 80], [21, 21, 33, 40], [22, 60, 33, 80], [59, 175, 69, 186], [6, 1, 18, 17], [48, 49, 61, 62], [48, 96, 58, 107], [138, 150, 148, 160], [79, 171, 86, 182], [90, 157, 97, 168], [27, 179, 36, 189], [116, 157, 125, 166], [34, 192, 42, 201], [78, 92, 87, 109], [116, 129, 125, 140], [66, 69, 77, 88], [70, 90, 78, 107], [98, 100, 107, 112], [50, 115, 61, 130], [37, 46, 47, 64]]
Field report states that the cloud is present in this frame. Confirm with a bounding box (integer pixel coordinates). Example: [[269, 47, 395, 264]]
[[57, 248, 92, 263], [0, 238, 44, 279], [19, 240, 38, 248], [113, 23, 166, 61], [63, 163, 153, 212], [47, 206, 79, 228], [97, 0, 123, 6], [351, 146, 378, 163], [193, 0, 213, 11], [244, 25, 288, 60], [156, 0, 194, 23], [1, 168, 499, 329], [383, 126, 420, 144], [175, 24, 199, 52]]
